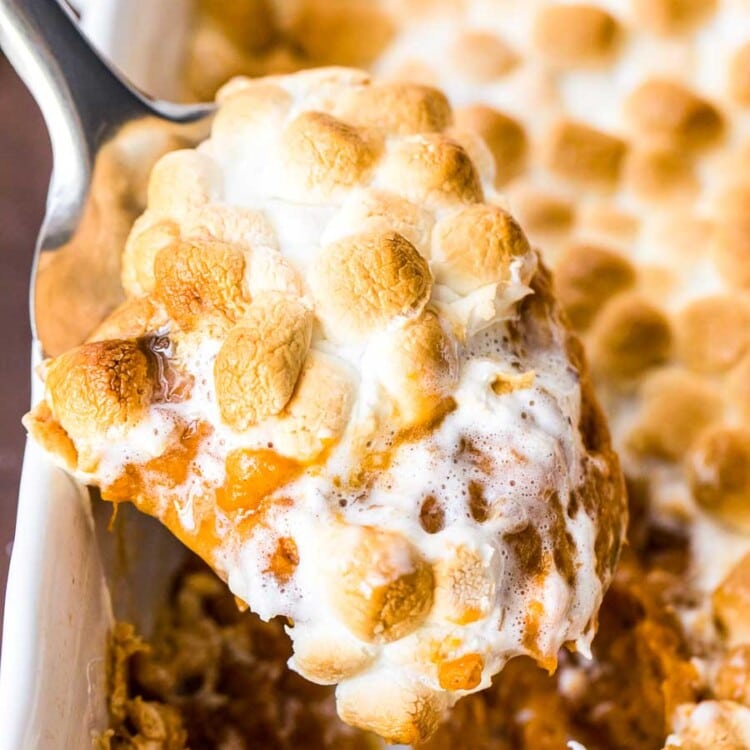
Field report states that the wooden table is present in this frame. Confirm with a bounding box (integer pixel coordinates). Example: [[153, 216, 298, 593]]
[[0, 55, 52, 644]]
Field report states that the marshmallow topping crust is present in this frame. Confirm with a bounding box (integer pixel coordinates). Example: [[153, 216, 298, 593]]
[[25, 67, 624, 744]]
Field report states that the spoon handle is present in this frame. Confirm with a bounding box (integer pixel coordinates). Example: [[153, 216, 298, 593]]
[[0, 0, 154, 167]]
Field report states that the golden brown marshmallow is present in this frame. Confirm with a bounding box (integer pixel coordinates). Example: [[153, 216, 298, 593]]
[[335, 82, 451, 136], [431, 204, 530, 294], [632, 0, 717, 35], [291, 627, 375, 685], [180, 203, 279, 253], [88, 296, 168, 343], [554, 242, 637, 331], [184, 20, 257, 103], [44, 340, 154, 452], [153, 239, 248, 331], [675, 295, 750, 374], [146, 150, 222, 218], [624, 146, 698, 200], [714, 645, 750, 705], [195, 0, 277, 53], [310, 230, 431, 343], [327, 526, 435, 644], [273, 350, 355, 461], [454, 105, 528, 188], [379, 134, 484, 208], [449, 31, 519, 82], [336, 672, 446, 746], [22, 401, 78, 471], [714, 552, 750, 645], [210, 83, 293, 147], [510, 187, 575, 239], [578, 204, 639, 246], [377, 310, 459, 425], [534, 5, 621, 68], [727, 355, 750, 422], [327, 189, 434, 256], [626, 79, 724, 152], [688, 426, 750, 533], [666, 701, 750, 750], [445, 127, 497, 187], [652, 213, 715, 267], [714, 184, 750, 289], [286, 0, 395, 67], [627, 368, 723, 460], [214, 292, 313, 431], [283, 111, 379, 201], [730, 43, 750, 106], [589, 292, 672, 382], [433, 545, 493, 625], [122, 214, 181, 296], [544, 120, 627, 187]]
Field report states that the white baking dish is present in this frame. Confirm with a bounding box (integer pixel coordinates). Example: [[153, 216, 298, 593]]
[[0, 3, 192, 748]]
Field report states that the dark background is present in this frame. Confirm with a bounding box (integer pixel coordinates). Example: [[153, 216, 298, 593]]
[[0, 55, 51, 644]]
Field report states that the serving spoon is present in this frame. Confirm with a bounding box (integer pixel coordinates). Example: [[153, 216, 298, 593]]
[[0, 0, 213, 356]]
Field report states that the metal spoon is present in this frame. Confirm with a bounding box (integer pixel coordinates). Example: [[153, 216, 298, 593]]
[[0, 0, 213, 356]]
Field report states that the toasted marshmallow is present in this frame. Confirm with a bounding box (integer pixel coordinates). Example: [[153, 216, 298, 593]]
[[449, 31, 518, 82], [665, 701, 750, 750], [373, 310, 459, 425], [122, 214, 181, 296], [272, 350, 355, 460], [334, 82, 451, 135], [282, 111, 379, 201], [336, 672, 447, 745], [214, 292, 313, 430], [533, 5, 621, 68], [322, 188, 433, 257], [153, 239, 248, 331], [88, 296, 168, 343], [180, 203, 279, 252], [454, 105, 527, 188], [675, 295, 750, 374], [147, 149, 222, 218], [714, 184, 750, 289], [431, 204, 530, 295], [555, 242, 636, 331], [689, 427, 750, 534], [433, 544, 494, 625], [544, 119, 627, 188], [632, 0, 717, 35], [590, 292, 672, 382], [289, 624, 376, 684], [624, 146, 698, 201], [627, 368, 723, 460], [310, 230, 432, 342], [211, 83, 292, 146], [378, 134, 483, 207], [325, 525, 435, 643], [625, 79, 724, 153], [730, 43, 750, 106], [510, 186, 575, 241], [42, 340, 156, 472], [284, 0, 395, 67]]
